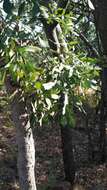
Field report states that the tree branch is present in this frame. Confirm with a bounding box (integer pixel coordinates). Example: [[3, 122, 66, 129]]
[[76, 29, 99, 57]]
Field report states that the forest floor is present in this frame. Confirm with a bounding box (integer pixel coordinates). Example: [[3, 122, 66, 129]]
[[0, 92, 107, 190]]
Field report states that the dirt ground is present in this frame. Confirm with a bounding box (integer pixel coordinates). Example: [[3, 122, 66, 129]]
[[0, 92, 107, 190]]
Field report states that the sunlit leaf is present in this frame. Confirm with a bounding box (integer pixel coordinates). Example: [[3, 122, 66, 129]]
[[34, 82, 42, 89], [43, 81, 56, 90], [51, 94, 59, 100], [45, 98, 51, 110], [88, 0, 95, 10], [39, 37, 49, 48], [19, 46, 41, 53]]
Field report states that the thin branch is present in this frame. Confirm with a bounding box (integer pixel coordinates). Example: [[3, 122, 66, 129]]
[[75, 29, 99, 57]]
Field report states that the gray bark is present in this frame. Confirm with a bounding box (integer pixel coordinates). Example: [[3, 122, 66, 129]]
[[5, 76, 37, 190]]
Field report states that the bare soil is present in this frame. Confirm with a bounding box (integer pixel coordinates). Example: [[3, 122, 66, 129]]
[[0, 92, 107, 190]]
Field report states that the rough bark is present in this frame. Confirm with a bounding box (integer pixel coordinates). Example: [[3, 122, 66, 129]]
[[40, 0, 75, 183], [5, 76, 37, 190]]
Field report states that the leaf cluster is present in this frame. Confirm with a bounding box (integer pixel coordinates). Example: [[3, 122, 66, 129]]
[[0, 0, 100, 127]]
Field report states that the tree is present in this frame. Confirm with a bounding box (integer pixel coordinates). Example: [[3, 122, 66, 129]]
[[5, 76, 37, 190], [71, 0, 107, 163], [0, 1, 38, 189], [39, 0, 75, 183], [91, 0, 107, 162]]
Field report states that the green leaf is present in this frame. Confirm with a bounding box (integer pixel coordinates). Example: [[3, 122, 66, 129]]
[[19, 46, 41, 53], [82, 80, 91, 88], [16, 70, 24, 79], [51, 94, 59, 100], [29, 72, 40, 81], [39, 37, 49, 48], [18, 2, 25, 16], [34, 82, 42, 89], [88, 0, 95, 10], [45, 98, 51, 110], [43, 82, 56, 90], [80, 57, 97, 63], [32, 1, 39, 16], [69, 41, 78, 46], [3, 0, 14, 14]]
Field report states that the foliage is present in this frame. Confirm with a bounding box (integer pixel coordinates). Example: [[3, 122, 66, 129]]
[[0, 0, 100, 127]]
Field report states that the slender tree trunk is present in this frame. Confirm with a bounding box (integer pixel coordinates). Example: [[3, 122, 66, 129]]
[[61, 125, 75, 183], [85, 115, 93, 163], [99, 70, 107, 162], [5, 76, 37, 190], [40, 0, 75, 184]]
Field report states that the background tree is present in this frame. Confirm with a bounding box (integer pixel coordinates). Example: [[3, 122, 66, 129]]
[[90, 0, 107, 162]]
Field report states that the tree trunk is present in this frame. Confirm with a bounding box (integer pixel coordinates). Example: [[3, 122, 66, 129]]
[[99, 69, 107, 162], [85, 115, 93, 163], [61, 125, 75, 183], [93, 0, 107, 162], [5, 76, 37, 190], [40, 0, 75, 183]]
